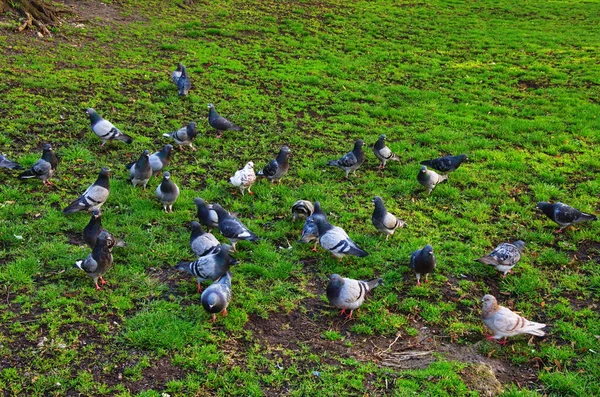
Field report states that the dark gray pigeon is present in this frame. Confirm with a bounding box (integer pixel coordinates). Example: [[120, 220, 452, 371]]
[[372, 134, 400, 169], [172, 62, 183, 84], [298, 201, 326, 251], [83, 209, 126, 249], [74, 230, 115, 290], [86, 108, 133, 146], [326, 274, 383, 319], [174, 244, 237, 292], [536, 201, 597, 232], [208, 103, 243, 138], [257, 146, 291, 184], [201, 272, 232, 322], [292, 200, 314, 221], [63, 168, 110, 214], [327, 139, 365, 178], [126, 150, 152, 189], [177, 65, 191, 96], [0, 154, 23, 170], [476, 240, 525, 277], [155, 172, 180, 212], [163, 122, 198, 151], [149, 144, 173, 175], [420, 154, 468, 173], [410, 245, 436, 286], [312, 216, 368, 260], [371, 196, 405, 240], [212, 204, 259, 251], [195, 198, 219, 230], [18, 143, 58, 185], [417, 165, 448, 194], [190, 221, 221, 257]]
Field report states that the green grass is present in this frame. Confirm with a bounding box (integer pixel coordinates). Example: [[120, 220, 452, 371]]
[[1, 0, 600, 395]]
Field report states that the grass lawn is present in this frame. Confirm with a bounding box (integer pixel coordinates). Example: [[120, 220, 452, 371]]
[[0, 0, 599, 395]]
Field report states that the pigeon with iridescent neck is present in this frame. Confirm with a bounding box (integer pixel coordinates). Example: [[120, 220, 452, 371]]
[[208, 103, 243, 138], [155, 172, 180, 212], [410, 245, 436, 286], [372, 134, 400, 169], [74, 230, 115, 290]]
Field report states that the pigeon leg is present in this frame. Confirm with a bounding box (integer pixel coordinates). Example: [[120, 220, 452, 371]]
[[424, 275, 429, 283], [222, 309, 228, 317], [100, 141, 106, 147], [385, 234, 390, 241], [211, 314, 217, 322], [179, 146, 185, 151], [339, 309, 346, 316], [196, 282, 203, 293], [345, 310, 354, 319], [231, 242, 237, 252], [497, 338, 508, 346], [554, 228, 564, 233], [248, 187, 254, 195], [95, 281, 102, 290], [190, 143, 197, 151], [353, 170, 357, 177], [312, 241, 318, 251], [216, 131, 223, 138], [100, 276, 107, 285], [485, 335, 496, 341]]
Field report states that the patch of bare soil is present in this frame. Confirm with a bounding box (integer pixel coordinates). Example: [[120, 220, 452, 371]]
[[60, 0, 143, 26]]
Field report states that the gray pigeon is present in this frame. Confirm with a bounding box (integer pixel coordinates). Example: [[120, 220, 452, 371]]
[[292, 200, 314, 220], [371, 196, 405, 240], [372, 134, 400, 169], [172, 62, 183, 84], [195, 198, 219, 230], [174, 244, 237, 292], [190, 221, 221, 257], [0, 154, 23, 170], [201, 272, 232, 322], [149, 144, 173, 175], [326, 274, 383, 319], [83, 209, 126, 249], [74, 230, 115, 290], [312, 216, 368, 260], [212, 204, 259, 251], [177, 65, 191, 96], [410, 244, 436, 286], [536, 201, 597, 232], [85, 108, 133, 146], [327, 139, 365, 178], [257, 146, 291, 184], [63, 168, 110, 214], [476, 241, 525, 277], [155, 172, 180, 212], [298, 201, 326, 251], [482, 294, 546, 345], [421, 154, 468, 173], [417, 165, 448, 194], [18, 143, 58, 186], [162, 122, 198, 151], [126, 150, 152, 189], [208, 103, 243, 138]]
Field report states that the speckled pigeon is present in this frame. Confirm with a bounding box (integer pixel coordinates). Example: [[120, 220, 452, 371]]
[[476, 241, 525, 277], [230, 161, 256, 195]]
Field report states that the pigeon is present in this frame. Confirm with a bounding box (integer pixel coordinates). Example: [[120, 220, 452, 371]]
[[174, 244, 237, 292], [201, 272, 232, 322], [372, 134, 400, 169], [190, 221, 221, 257], [292, 200, 314, 221], [162, 122, 198, 151], [476, 240, 525, 277], [149, 144, 173, 175], [85, 108, 133, 146], [195, 198, 219, 230], [298, 201, 326, 251], [371, 196, 405, 240], [327, 139, 365, 178], [410, 244, 436, 286], [177, 65, 191, 96], [208, 103, 243, 138], [17, 143, 58, 185], [229, 161, 256, 195], [312, 216, 368, 259], [0, 154, 23, 170], [83, 209, 126, 249], [63, 168, 110, 214], [74, 230, 115, 290], [481, 294, 547, 345], [155, 172, 180, 212], [417, 165, 448, 194], [171, 62, 183, 84], [126, 150, 152, 189], [212, 204, 259, 251], [420, 154, 468, 173], [536, 201, 597, 232], [256, 146, 291, 184], [326, 274, 383, 319]]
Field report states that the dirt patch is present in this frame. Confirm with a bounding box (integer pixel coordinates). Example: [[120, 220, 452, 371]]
[[573, 240, 600, 263], [60, 0, 142, 25]]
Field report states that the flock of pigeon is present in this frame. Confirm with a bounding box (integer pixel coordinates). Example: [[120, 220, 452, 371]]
[[1, 62, 598, 343]]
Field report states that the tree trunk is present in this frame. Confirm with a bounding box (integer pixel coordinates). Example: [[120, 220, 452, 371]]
[[2, 0, 60, 36]]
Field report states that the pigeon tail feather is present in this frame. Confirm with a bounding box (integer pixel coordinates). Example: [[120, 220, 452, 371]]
[[115, 134, 133, 144], [476, 257, 499, 266], [365, 278, 383, 290]]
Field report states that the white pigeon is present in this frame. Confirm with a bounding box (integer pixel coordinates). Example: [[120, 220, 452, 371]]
[[229, 161, 256, 195], [481, 294, 547, 345]]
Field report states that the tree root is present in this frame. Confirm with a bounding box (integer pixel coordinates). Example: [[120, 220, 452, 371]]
[[3, 0, 64, 37]]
